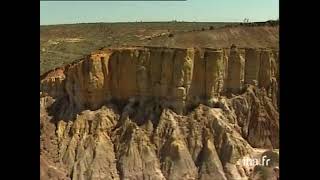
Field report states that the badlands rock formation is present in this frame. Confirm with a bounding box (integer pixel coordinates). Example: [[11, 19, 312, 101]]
[[40, 45, 279, 180]]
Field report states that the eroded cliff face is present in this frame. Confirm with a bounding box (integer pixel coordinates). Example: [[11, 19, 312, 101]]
[[40, 46, 279, 180]]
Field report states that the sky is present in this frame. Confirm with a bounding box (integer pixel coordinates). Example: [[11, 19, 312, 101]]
[[40, 0, 279, 25]]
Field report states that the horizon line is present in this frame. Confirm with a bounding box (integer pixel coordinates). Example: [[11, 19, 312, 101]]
[[40, 19, 278, 26]]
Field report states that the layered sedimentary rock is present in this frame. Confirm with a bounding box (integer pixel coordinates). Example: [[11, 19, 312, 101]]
[[204, 48, 224, 99], [188, 48, 225, 108], [225, 46, 245, 94], [41, 45, 279, 180], [41, 46, 278, 116], [230, 86, 279, 149], [244, 48, 261, 86], [258, 50, 272, 90]]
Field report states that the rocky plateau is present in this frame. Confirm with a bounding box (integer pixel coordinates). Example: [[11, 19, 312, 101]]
[[40, 45, 279, 180]]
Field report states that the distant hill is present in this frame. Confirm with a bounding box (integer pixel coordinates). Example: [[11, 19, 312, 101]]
[[40, 21, 278, 74]]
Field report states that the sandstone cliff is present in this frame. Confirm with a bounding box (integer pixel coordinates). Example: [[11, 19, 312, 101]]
[[40, 46, 279, 180]]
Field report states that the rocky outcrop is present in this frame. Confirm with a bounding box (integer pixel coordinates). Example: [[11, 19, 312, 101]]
[[41, 46, 278, 117], [258, 50, 272, 91], [244, 48, 261, 86], [41, 101, 260, 180], [225, 46, 245, 94], [230, 86, 279, 149], [40, 45, 279, 180]]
